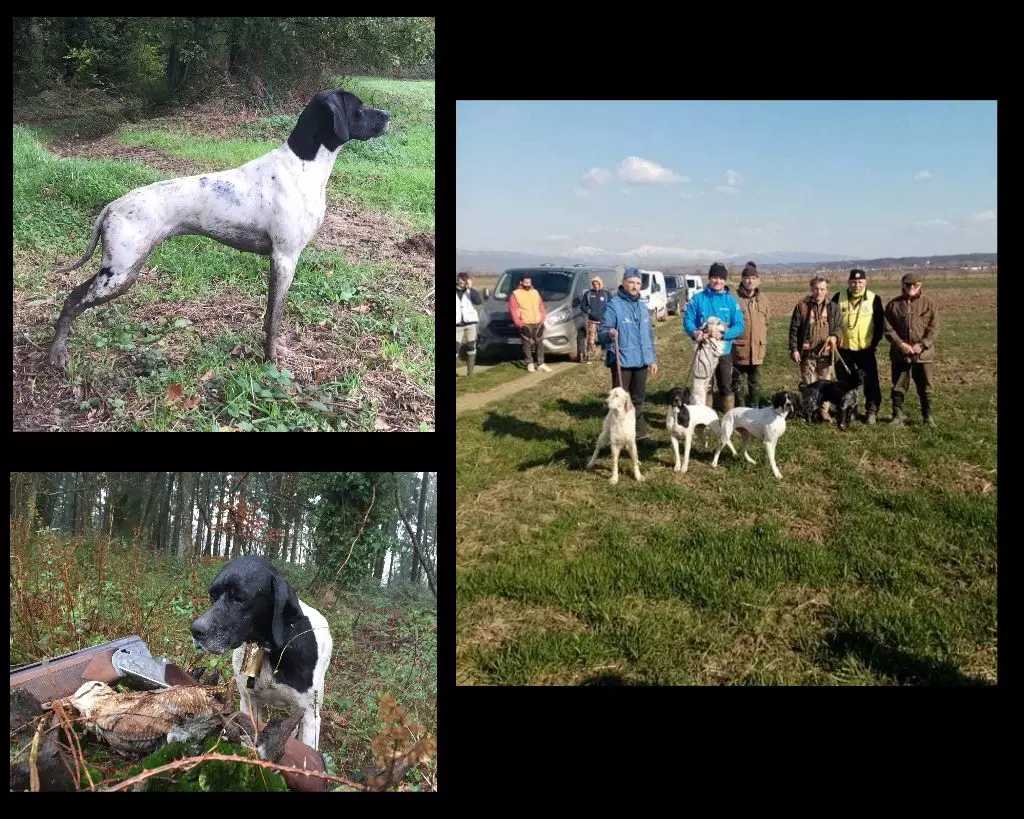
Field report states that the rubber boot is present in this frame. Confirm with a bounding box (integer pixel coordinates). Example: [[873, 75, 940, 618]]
[[636, 411, 649, 440], [889, 391, 905, 427], [723, 394, 736, 413], [920, 393, 936, 427], [466, 353, 476, 377]]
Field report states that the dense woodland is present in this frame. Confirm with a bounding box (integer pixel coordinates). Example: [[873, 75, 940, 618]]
[[9, 471, 436, 596]]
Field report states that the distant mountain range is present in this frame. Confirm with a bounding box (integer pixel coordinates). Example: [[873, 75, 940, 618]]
[[456, 248, 997, 274]]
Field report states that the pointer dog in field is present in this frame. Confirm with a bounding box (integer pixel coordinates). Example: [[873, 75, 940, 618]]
[[665, 386, 731, 474], [711, 391, 796, 480], [48, 89, 390, 369], [586, 386, 644, 484]]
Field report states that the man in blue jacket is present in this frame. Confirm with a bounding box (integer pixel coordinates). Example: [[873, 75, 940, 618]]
[[683, 263, 745, 411], [598, 268, 659, 438]]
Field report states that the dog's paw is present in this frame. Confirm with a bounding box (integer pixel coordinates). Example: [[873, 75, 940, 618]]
[[673, 463, 682, 472], [609, 475, 619, 485], [635, 473, 645, 483]]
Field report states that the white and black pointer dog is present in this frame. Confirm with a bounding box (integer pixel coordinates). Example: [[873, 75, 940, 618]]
[[190, 556, 332, 750], [665, 386, 732, 473], [586, 386, 644, 484], [711, 391, 796, 480], [49, 90, 390, 368]]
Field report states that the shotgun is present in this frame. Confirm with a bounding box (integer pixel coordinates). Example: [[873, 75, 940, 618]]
[[10, 635, 198, 705]]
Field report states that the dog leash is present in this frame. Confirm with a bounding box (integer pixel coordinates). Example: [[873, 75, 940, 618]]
[[613, 334, 623, 386]]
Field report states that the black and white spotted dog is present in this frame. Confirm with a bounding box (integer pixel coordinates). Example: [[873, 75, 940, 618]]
[[711, 391, 796, 480], [665, 386, 731, 473]]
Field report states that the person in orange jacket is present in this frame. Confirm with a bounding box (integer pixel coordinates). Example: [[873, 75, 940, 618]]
[[509, 276, 550, 372]]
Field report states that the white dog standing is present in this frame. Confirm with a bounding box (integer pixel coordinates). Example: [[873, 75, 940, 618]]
[[665, 386, 733, 473], [711, 391, 795, 480], [586, 387, 644, 484]]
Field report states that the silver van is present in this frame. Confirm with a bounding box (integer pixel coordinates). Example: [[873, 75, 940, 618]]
[[477, 265, 619, 361]]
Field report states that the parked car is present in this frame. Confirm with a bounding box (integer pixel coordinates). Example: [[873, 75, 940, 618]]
[[683, 274, 704, 304], [665, 275, 683, 315], [638, 269, 667, 321], [477, 265, 619, 361]]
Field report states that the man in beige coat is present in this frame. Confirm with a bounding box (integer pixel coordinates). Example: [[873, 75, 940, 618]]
[[730, 262, 770, 407]]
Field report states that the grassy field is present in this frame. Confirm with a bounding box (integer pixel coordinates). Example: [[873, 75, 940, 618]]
[[456, 278, 997, 685], [14, 77, 434, 431]]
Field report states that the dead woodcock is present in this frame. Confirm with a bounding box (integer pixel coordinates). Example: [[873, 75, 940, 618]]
[[71, 681, 227, 757]]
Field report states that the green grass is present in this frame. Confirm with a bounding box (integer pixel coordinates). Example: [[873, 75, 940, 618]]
[[14, 77, 434, 431], [456, 280, 997, 685]]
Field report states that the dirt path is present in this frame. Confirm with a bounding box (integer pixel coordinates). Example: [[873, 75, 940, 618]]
[[456, 362, 577, 416]]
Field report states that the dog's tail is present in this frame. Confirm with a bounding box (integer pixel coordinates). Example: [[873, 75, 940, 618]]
[[53, 204, 110, 274]]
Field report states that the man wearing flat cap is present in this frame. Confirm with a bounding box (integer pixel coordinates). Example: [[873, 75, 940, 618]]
[[831, 269, 885, 424], [883, 273, 940, 426]]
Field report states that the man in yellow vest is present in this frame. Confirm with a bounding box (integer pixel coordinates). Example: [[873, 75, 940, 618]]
[[830, 269, 885, 424]]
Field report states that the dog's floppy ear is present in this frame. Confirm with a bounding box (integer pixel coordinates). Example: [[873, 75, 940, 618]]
[[270, 573, 303, 650], [681, 386, 693, 404], [676, 405, 690, 428], [623, 392, 635, 413]]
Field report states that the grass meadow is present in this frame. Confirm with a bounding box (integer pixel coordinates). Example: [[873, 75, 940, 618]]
[[456, 278, 997, 685]]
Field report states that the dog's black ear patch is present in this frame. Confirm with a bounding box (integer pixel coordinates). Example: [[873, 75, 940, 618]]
[[676, 405, 690, 428]]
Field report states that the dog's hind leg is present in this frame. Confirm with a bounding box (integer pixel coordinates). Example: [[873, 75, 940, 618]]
[[49, 257, 148, 368]]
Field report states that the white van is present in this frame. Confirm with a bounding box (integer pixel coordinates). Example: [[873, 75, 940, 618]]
[[639, 269, 668, 322], [683, 274, 704, 304]]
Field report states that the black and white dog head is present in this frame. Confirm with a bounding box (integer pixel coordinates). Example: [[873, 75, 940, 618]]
[[668, 386, 691, 428], [288, 89, 391, 161], [190, 556, 307, 655], [770, 391, 796, 419]]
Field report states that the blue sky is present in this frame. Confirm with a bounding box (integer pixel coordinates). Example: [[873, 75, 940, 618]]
[[456, 100, 997, 260]]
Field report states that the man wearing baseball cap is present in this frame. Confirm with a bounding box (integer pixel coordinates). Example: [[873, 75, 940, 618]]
[[883, 272, 940, 426], [831, 269, 885, 424], [598, 267, 659, 437], [580, 274, 611, 364], [683, 262, 745, 410]]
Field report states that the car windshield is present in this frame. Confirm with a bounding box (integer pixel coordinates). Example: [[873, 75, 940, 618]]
[[494, 270, 576, 302], [665, 278, 679, 292]]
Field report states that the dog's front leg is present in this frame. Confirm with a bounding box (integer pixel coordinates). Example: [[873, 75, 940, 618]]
[[670, 434, 682, 471], [765, 440, 783, 479], [680, 431, 693, 473], [586, 430, 607, 471], [609, 443, 621, 484], [264, 252, 298, 363], [627, 440, 643, 482]]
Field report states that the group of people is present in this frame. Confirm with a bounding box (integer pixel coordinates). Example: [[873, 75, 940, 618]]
[[585, 262, 939, 437], [456, 262, 940, 433]]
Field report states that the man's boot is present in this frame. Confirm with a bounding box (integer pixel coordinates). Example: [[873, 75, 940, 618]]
[[889, 392, 905, 427], [466, 352, 476, 377], [723, 394, 736, 413], [921, 393, 936, 427], [636, 409, 649, 440], [865, 404, 877, 425], [747, 388, 760, 409]]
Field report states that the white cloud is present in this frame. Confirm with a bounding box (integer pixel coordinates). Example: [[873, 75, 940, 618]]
[[725, 170, 743, 186], [914, 170, 933, 181], [969, 209, 996, 222], [915, 218, 954, 229], [581, 167, 612, 186], [715, 185, 740, 194], [545, 234, 571, 241], [617, 155, 688, 184], [620, 187, 633, 196]]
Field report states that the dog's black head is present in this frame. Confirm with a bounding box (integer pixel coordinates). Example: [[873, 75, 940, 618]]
[[771, 391, 795, 417], [668, 386, 691, 427], [288, 89, 391, 161]]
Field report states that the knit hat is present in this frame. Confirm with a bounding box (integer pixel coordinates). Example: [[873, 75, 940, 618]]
[[848, 269, 867, 281], [741, 261, 758, 278], [708, 262, 728, 279]]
